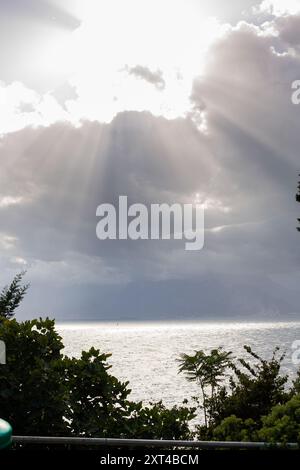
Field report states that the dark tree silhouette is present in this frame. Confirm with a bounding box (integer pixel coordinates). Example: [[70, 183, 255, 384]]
[[0, 271, 29, 321], [297, 176, 300, 232]]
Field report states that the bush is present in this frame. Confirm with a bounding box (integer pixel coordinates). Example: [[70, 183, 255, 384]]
[[206, 346, 288, 427], [258, 394, 300, 445], [212, 415, 258, 442]]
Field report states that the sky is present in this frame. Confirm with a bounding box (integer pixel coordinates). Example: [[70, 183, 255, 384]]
[[0, 0, 300, 321]]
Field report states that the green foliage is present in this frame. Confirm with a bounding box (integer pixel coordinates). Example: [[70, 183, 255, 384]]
[[124, 401, 195, 440], [0, 317, 194, 443], [208, 346, 288, 426], [0, 272, 29, 321], [178, 344, 300, 446], [178, 348, 232, 427], [258, 395, 300, 445], [207, 396, 300, 445], [212, 415, 258, 442], [62, 347, 132, 437], [0, 318, 67, 436], [178, 345, 293, 442]]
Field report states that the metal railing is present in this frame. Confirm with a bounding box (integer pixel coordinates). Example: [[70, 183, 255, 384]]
[[12, 436, 299, 449]]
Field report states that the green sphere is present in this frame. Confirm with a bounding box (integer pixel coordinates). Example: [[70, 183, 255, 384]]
[[0, 419, 12, 450]]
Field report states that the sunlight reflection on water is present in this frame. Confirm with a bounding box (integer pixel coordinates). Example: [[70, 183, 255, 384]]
[[57, 321, 300, 407]]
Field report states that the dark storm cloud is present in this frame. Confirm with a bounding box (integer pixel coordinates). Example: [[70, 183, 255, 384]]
[[275, 13, 300, 46], [0, 113, 214, 263]]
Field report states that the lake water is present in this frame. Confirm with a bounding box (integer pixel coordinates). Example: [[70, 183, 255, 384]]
[[57, 321, 300, 407]]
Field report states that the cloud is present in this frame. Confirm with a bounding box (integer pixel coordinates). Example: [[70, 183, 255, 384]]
[[125, 65, 166, 90], [0, 0, 80, 29], [0, 196, 24, 208], [1, 3, 300, 319], [274, 13, 300, 46], [259, 0, 300, 16], [0, 81, 71, 134], [50, 81, 79, 110]]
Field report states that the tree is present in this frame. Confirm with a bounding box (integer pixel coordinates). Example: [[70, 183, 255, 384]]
[[227, 346, 287, 420], [178, 348, 232, 427], [198, 346, 288, 434], [0, 318, 68, 436], [62, 347, 133, 438], [0, 272, 29, 321], [178, 345, 290, 440], [296, 175, 300, 231]]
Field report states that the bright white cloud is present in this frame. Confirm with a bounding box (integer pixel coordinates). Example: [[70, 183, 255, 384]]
[[0, 0, 223, 133], [0, 196, 23, 208], [0, 81, 70, 134], [2, 0, 300, 134], [49, 0, 221, 122], [259, 0, 300, 15]]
